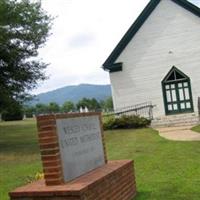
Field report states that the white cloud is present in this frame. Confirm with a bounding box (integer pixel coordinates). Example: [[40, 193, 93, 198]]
[[31, 0, 149, 94], [32, 0, 199, 94], [68, 33, 96, 48]]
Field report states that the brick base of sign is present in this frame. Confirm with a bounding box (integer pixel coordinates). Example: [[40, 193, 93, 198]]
[[10, 160, 136, 200]]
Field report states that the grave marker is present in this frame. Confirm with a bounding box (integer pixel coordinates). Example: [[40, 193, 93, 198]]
[[56, 114, 106, 181], [37, 112, 107, 185]]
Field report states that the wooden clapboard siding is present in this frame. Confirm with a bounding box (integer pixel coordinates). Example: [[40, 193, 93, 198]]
[[110, 0, 200, 117]]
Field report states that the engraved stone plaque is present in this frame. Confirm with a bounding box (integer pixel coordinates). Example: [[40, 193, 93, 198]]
[[56, 115, 105, 182]]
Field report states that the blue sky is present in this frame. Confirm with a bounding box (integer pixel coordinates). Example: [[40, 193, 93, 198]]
[[33, 0, 200, 94]]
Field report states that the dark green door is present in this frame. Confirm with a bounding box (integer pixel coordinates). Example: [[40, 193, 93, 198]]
[[162, 67, 194, 115]]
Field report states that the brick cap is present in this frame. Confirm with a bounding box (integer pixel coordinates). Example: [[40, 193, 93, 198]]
[[9, 160, 133, 198]]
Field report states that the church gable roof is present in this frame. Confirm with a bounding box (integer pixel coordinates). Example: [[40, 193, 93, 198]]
[[103, 0, 200, 71]]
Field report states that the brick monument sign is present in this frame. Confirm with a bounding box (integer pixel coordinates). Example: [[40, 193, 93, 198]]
[[10, 113, 137, 200]]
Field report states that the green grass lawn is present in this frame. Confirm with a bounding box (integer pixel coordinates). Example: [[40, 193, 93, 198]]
[[1, 120, 200, 200], [0, 119, 42, 200]]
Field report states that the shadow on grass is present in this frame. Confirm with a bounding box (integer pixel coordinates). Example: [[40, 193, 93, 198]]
[[0, 123, 40, 155], [134, 191, 152, 200], [0, 140, 40, 155]]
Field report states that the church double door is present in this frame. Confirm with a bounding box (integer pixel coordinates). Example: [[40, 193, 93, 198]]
[[163, 81, 193, 115], [162, 67, 194, 115]]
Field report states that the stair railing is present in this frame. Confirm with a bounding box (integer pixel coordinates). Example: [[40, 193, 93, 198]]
[[103, 101, 155, 120]]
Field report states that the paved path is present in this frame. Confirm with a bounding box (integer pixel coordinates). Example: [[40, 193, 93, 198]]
[[156, 126, 200, 141]]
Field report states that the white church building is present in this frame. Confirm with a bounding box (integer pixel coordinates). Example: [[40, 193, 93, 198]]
[[103, 0, 200, 126]]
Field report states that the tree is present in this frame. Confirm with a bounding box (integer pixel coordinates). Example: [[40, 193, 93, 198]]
[[0, 0, 52, 112], [90, 98, 101, 110], [76, 98, 89, 110], [76, 98, 100, 111], [35, 103, 48, 114], [62, 101, 75, 113], [103, 97, 113, 111], [48, 102, 60, 113], [23, 105, 36, 118]]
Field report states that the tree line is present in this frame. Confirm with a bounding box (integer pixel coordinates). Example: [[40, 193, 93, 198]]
[[24, 97, 113, 117]]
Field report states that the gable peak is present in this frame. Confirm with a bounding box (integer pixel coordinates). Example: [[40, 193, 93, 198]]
[[103, 0, 200, 71]]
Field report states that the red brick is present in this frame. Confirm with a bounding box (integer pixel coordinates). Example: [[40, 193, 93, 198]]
[[42, 160, 61, 168], [39, 142, 59, 150], [38, 126, 56, 132], [44, 172, 62, 180], [10, 160, 136, 200], [40, 148, 59, 156], [37, 120, 56, 127], [43, 166, 62, 174], [39, 137, 58, 144], [36, 115, 55, 121], [38, 131, 57, 138], [41, 153, 61, 162]]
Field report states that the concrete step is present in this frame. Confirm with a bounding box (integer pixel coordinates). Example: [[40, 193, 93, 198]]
[[152, 119, 199, 124], [152, 122, 199, 128], [153, 113, 198, 120], [156, 126, 193, 133], [151, 113, 200, 128]]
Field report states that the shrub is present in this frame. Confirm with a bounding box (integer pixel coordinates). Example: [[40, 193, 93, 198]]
[[103, 115, 116, 130], [103, 115, 151, 130]]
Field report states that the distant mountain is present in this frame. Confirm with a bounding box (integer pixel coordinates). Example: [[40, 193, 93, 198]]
[[30, 84, 111, 105]]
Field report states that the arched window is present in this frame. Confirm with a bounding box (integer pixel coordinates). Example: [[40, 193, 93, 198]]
[[162, 66, 193, 115]]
